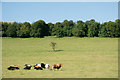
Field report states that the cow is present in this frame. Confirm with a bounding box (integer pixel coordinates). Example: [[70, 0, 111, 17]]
[[41, 63, 45, 68], [52, 64, 62, 71], [7, 65, 20, 70], [33, 64, 43, 70], [45, 64, 50, 70], [41, 63, 50, 70], [33, 63, 50, 70], [24, 64, 32, 70]]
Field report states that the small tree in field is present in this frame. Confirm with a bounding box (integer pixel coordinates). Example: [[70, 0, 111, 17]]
[[50, 42, 56, 52]]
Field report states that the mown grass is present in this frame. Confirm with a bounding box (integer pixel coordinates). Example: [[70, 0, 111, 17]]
[[2, 37, 118, 78]]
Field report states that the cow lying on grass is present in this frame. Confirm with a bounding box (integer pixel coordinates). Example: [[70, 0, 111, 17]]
[[24, 64, 32, 70], [33, 64, 43, 70], [33, 63, 50, 70], [7, 63, 62, 71], [52, 64, 62, 71], [7, 65, 20, 70], [41, 63, 50, 70], [45, 64, 50, 70]]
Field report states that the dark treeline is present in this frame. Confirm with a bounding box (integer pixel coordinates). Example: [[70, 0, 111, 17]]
[[1, 19, 120, 38]]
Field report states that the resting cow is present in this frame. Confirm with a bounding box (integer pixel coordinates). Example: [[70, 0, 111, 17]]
[[41, 63, 50, 70], [45, 64, 50, 70], [52, 64, 62, 71], [41, 63, 45, 68], [33, 63, 50, 70], [33, 64, 43, 70], [7, 65, 20, 70], [24, 64, 32, 70]]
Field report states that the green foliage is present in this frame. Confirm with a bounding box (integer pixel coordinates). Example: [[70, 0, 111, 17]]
[[50, 42, 56, 52], [72, 21, 86, 37], [0, 22, 2, 37], [62, 20, 74, 37], [106, 21, 116, 37], [48, 22, 54, 36], [1, 19, 120, 38], [52, 22, 64, 37], [87, 20, 100, 37], [17, 25, 30, 38], [115, 19, 120, 37], [6, 22, 17, 37], [30, 20, 48, 37], [17, 22, 31, 38], [2, 22, 10, 37], [98, 24, 108, 37], [99, 21, 116, 37]]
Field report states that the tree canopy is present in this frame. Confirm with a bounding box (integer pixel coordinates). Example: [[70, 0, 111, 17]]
[[2, 19, 120, 38]]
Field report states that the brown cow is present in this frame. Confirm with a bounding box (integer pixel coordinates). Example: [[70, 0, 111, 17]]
[[52, 64, 62, 71], [7, 65, 20, 70], [33, 65, 43, 70]]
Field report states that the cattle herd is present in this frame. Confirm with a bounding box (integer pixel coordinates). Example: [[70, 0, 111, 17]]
[[7, 63, 62, 71]]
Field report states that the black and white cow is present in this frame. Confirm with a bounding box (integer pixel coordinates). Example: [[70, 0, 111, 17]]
[[7, 65, 20, 70], [41, 63, 50, 70], [33, 63, 50, 70], [24, 64, 32, 70], [33, 64, 43, 70]]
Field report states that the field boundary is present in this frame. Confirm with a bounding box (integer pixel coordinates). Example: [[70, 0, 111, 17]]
[[1, 78, 119, 80]]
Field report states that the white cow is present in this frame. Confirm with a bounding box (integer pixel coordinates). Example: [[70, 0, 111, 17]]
[[45, 64, 50, 70], [35, 63, 50, 70]]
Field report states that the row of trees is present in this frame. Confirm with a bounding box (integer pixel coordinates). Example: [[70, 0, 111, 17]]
[[1, 19, 120, 38]]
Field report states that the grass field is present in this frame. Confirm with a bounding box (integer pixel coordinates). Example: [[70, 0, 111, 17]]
[[2, 37, 118, 78]]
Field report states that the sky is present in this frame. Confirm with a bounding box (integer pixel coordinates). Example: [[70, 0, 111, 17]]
[[2, 2, 118, 24]]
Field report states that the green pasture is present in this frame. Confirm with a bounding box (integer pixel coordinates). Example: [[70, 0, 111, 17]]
[[2, 37, 118, 78]]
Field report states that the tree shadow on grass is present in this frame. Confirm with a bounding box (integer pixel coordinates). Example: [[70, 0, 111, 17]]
[[49, 50, 64, 52], [55, 50, 64, 52]]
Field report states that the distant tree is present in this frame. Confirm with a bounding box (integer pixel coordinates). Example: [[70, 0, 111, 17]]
[[6, 22, 17, 37], [16, 23, 22, 37], [48, 23, 54, 36], [0, 22, 2, 37], [72, 21, 86, 37], [16, 23, 22, 30], [62, 20, 69, 36], [62, 20, 74, 37], [2, 19, 120, 38], [50, 42, 56, 52], [99, 21, 116, 37], [87, 19, 100, 37], [98, 23, 108, 37], [23, 22, 31, 29], [105, 21, 116, 37], [2, 22, 9, 37], [17, 24, 30, 38], [52, 22, 63, 37], [30, 20, 48, 37], [19, 22, 31, 37], [115, 19, 120, 37], [90, 19, 95, 23]]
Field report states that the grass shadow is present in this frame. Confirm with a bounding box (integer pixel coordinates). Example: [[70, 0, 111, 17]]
[[48, 50, 64, 52], [55, 50, 64, 52]]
